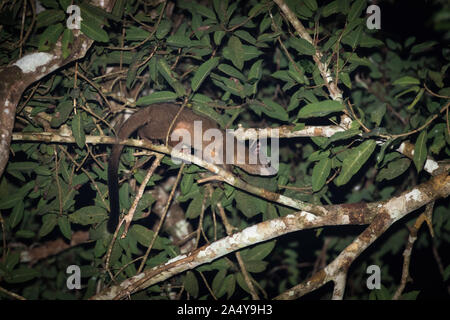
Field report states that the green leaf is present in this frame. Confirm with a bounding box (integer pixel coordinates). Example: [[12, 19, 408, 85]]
[[236, 272, 251, 294], [370, 103, 386, 126], [322, 0, 340, 17], [394, 86, 420, 99], [5, 252, 20, 271], [312, 158, 331, 192], [125, 26, 151, 41], [111, 0, 126, 19], [9, 200, 24, 229], [186, 193, 204, 219], [0, 193, 23, 209], [348, 0, 365, 21], [15, 230, 35, 239], [225, 274, 236, 299], [400, 291, 420, 300], [235, 190, 266, 218], [61, 28, 74, 59], [376, 139, 395, 164], [342, 26, 363, 48], [304, 0, 318, 11], [413, 130, 427, 172], [58, 216, 72, 240], [340, 72, 352, 89], [241, 241, 276, 261], [406, 88, 425, 110], [271, 70, 292, 82], [51, 100, 73, 127], [136, 91, 178, 105], [323, 129, 362, 148], [297, 100, 344, 119], [36, 9, 65, 28], [192, 102, 229, 128], [289, 37, 316, 55], [72, 113, 85, 149], [428, 70, 444, 88], [218, 63, 246, 81], [69, 206, 107, 225], [193, 3, 217, 20], [242, 260, 268, 273], [214, 31, 226, 45], [156, 19, 172, 39], [393, 76, 420, 86], [7, 162, 38, 172], [410, 41, 437, 54], [335, 140, 377, 186], [234, 30, 257, 45], [248, 59, 263, 83], [81, 20, 109, 43], [191, 57, 220, 92], [39, 214, 58, 238], [129, 224, 165, 250], [213, 0, 228, 22], [308, 150, 330, 162], [38, 23, 64, 51], [184, 271, 199, 298], [227, 36, 244, 70], [214, 273, 233, 298], [212, 269, 227, 296], [288, 61, 305, 84], [376, 158, 411, 182], [259, 99, 289, 121], [157, 58, 186, 96], [166, 35, 193, 47], [4, 267, 40, 284], [180, 173, 195, 195]]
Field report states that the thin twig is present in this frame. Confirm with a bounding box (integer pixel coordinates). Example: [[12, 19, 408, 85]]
[[121, 153, 164, 237], [137, 163, 185, 273], [0, 286, 26, 300]]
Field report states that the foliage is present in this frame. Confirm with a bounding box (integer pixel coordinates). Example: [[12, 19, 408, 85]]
[[0, 0, 449, 300]]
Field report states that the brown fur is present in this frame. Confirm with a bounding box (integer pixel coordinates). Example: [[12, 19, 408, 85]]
[[107, 103, 274, 232]]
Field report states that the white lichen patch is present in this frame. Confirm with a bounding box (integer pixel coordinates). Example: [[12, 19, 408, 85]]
[[166, 254, 187, 265], [13, 52, 55, 73], [341, 214, 350, 224], [4, 108, 10, 115], [424, 159, 439, 173], [280, 196, 301, 209], [299, 211, 317, 222], [405, 189, 423, 202], [197, 225, 261, 260], [121, 272, 145, 288], [229, 225, 259, 246], [385, 196, 406, 220], [196, 241, 221, 259], [268, 219, 286, 230]]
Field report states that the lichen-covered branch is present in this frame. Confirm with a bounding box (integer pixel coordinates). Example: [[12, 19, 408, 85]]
[[91, 172, 449, 300], [0, 0, 115, 178], [273, 0, 343, 101], [275, 172, 449, 299]]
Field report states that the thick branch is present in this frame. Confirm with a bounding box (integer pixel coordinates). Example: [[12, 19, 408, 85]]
[[0, 0, 115, 178], [91, 172, 449, 300], [275, 172, 449, 299]]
